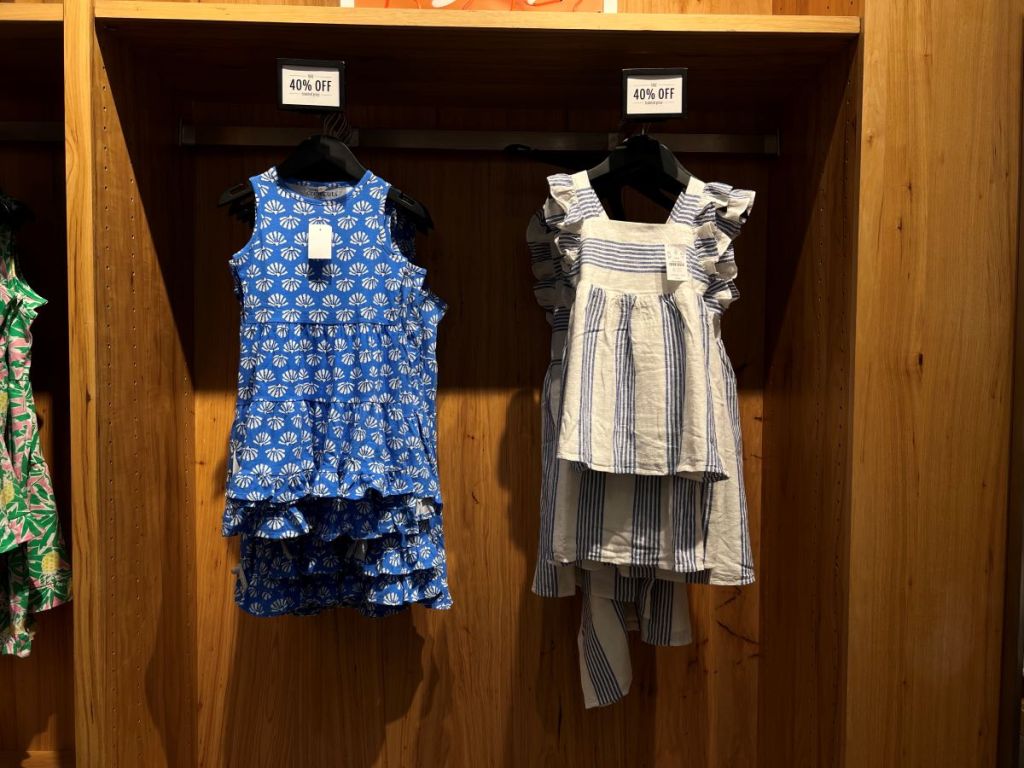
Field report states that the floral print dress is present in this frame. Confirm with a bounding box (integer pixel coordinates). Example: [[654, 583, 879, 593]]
[[224, 168, 450, 618], [0, 203, 71, 657]]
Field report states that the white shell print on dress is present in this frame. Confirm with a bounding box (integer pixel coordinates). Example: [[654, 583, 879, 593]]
[[224, 167, 451, 618]]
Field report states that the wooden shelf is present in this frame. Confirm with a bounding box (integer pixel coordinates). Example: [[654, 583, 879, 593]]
[[95, 1, 858, 36], [0, 4, 62, 23], [93, 1, 859, 114]]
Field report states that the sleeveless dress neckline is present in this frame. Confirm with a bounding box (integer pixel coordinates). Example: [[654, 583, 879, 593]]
[[570, 170, 697, 229], [271, 166, 373, 207]]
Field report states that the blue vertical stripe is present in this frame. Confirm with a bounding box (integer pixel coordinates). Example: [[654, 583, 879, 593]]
[[660, 295, 685, 472], [672, 475, 701, 572], [631, 475, 660, 567], [580, 588, 626, 706], [720, 340, 754, 581], [613, 294, 636, 471], [646, 580, 675, 645], [576, 469, 606, 560], [578, 285, 606, 467], [696, 297, 723, 479], [701, 481, 714, 565], [533, 369, 562, 597]]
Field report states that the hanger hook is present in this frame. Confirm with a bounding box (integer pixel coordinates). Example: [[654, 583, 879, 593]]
[[321, 111, 354, 144]]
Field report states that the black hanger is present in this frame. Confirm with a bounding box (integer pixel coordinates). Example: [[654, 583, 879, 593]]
[[506, 134, 688, 218], [276, 134, 365, 184], [0, 194, 33, 231], [219, 134, 433, 232], [586, 132, 692, 216], [0, 193, 31, 279]]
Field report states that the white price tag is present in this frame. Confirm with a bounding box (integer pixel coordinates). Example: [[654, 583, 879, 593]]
[[623, 68, 687, 119], [279, 59, 344, 111], [665, 245, 687, 282], [308, 222, 333, 261]]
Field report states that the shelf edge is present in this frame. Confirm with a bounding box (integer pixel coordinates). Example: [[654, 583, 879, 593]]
[[0, 4, 63, 23], [93, 1, 860, 36]]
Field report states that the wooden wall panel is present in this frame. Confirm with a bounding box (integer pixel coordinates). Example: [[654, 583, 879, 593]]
[[189, 143, 768, 767], [758, 41, 858, 768], [845, 0, 1022, 766], [74, 10, 865, 768], [999, 60, 1024, 764], [71, 31, 199, 768], [65, 0, 103, 763]]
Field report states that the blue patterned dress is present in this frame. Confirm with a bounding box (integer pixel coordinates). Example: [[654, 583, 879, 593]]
[[224, 167, 451, 617]]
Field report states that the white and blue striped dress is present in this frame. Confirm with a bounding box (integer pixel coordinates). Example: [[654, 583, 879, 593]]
[[529, 171, 755, 707]]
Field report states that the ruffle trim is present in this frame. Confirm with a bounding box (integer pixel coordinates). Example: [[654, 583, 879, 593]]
[[234, 560, 452, 618], [528, 209, 575, 331], [239, 513, 446, 579], [226, 400, 439, 505], [693, 184, 754, 311], [544, 172, 597, 267], [700, 183, 756, 258], [0, 620, 34, 657], [683, 182, 753, 310], [532, 558, 754, 599], [27, 570, 72, 613], [222, 491, 438, 541], [540, 173, 754, 314], [226, 462, 440, 507]]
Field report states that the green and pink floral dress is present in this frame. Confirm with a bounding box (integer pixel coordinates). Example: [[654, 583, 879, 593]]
[[0, 208, 71, 657]]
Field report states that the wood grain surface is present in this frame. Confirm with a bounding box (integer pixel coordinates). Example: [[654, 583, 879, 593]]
[[772, 0, 858, 13], [94, 1, 860, 33], [71, 9, 865, 767], [845, 1, 1022, 766], [0, 6, 62, 20], [189, 141, 769, 768], [1000, 47, 1024, 764], [67, 28, 199, 768], [64, 0, 102, 764], [0, 752, 73, 768], [757, 41, 859, 768], [54, 0, 1024, 766]]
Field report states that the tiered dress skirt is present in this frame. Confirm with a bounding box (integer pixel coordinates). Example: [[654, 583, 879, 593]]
[[529, 171, 755, 706], [224, 168, 451, 618]]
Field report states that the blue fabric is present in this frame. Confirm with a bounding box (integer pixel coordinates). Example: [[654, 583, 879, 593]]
[[224, 167, 450, 617]]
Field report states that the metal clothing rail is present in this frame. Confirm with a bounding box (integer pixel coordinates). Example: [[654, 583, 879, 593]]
[[0, 122, 63, 143], [179, 124, 781, 156]]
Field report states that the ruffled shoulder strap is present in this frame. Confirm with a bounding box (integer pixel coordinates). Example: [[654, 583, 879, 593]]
[[545, 172, 604, 231], [543, 172, 604, 279], [527, 205, 569, 328], [703, 182, 755, 257], [690, 180, 756, 312]]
